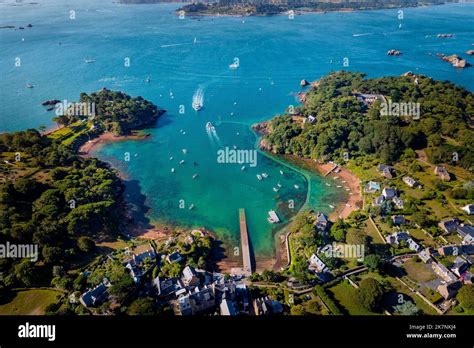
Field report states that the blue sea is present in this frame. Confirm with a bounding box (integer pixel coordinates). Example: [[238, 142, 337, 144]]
[[1, 0, 473, 257]]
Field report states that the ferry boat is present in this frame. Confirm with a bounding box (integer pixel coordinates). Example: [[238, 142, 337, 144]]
[[267, 210, 280, 224], [205, 122, 215, 132], [256, 174, 262, 181]]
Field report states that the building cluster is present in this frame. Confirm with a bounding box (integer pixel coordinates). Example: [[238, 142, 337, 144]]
[[417, 245, 474, 300], [78, 240, 284, 316], [362, 160, 474, 307]]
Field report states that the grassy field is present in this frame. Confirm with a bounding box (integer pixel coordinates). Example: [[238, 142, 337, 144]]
[[327, 280, 378, 315], [0, 289, 62, 315], [402, 259, 437, 283]]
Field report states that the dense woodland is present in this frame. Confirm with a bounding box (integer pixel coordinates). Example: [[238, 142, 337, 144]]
[[0, 91, 162, 292], [264, 71, 474, 170], [53, 88, 164, 136]]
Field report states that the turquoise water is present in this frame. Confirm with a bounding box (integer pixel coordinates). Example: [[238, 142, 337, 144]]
[[1, 1, 473, 255]]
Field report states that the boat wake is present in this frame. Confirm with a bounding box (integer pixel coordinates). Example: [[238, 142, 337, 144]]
[[353, 33, 373, 37], [192, 86, 204, 111], [206, 122, 222, 147]]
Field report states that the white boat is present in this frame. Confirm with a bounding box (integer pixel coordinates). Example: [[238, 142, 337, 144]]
[[277, 183, 282, 188], [261, 173, 268, 179], [192, 87, 204, 111], [192, 101, 202, 111], [84, 58, 95, 64], [26, 83, 34, 88], [294, 184, 299, 189], [326, 183, 331, 187], [193, 37, 197, 44], [256, 174, 262, 181], [192, 174, 198, 179], [169, 156, 173, 160], [329, 204, 335, 209], [273, 187, 279, 192], [179, 160, 185, 164], [233, 145, 237, 149], [145, 77, 151, 83], [182, 149, 187, 154], [267, 210, 280, 224], [229, 62, 239, 70], [205, 122, 215, 132], [280, 170, 284, 175], [182, 131, 186, 135], [189, 204, 194, 210], [337, 185, 342, 188], [241, 166, 246, 171], [171, 168, 175, 173]]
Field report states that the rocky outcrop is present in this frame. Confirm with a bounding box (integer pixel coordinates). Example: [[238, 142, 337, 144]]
[[252, 121, 270, 136], [438, 54, 471, 68], [467, 50, 474, 56], [41, 99, 61, 106]]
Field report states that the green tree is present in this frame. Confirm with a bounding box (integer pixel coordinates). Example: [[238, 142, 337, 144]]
[[357, 278, 385, 312], [127, 297, 156, 315], [363, 254, 384, 272], [77, 236, 95, 253]]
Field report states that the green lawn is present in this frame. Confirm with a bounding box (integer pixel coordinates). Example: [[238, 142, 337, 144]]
[[0, 289, 62, 315], [327, 280, 378, 315], [403, 259, 437, 283], [409, 229, 438, 248]]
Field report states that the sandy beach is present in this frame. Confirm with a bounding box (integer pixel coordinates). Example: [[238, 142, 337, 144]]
[[311, 162, 363, 221], [78, 131, 149, 157]]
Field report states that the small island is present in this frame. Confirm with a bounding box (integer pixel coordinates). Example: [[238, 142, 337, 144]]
[[175, 0, 450, 17]]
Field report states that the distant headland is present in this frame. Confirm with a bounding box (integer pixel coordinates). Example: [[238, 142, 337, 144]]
[[119, 0, 453, 17]]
